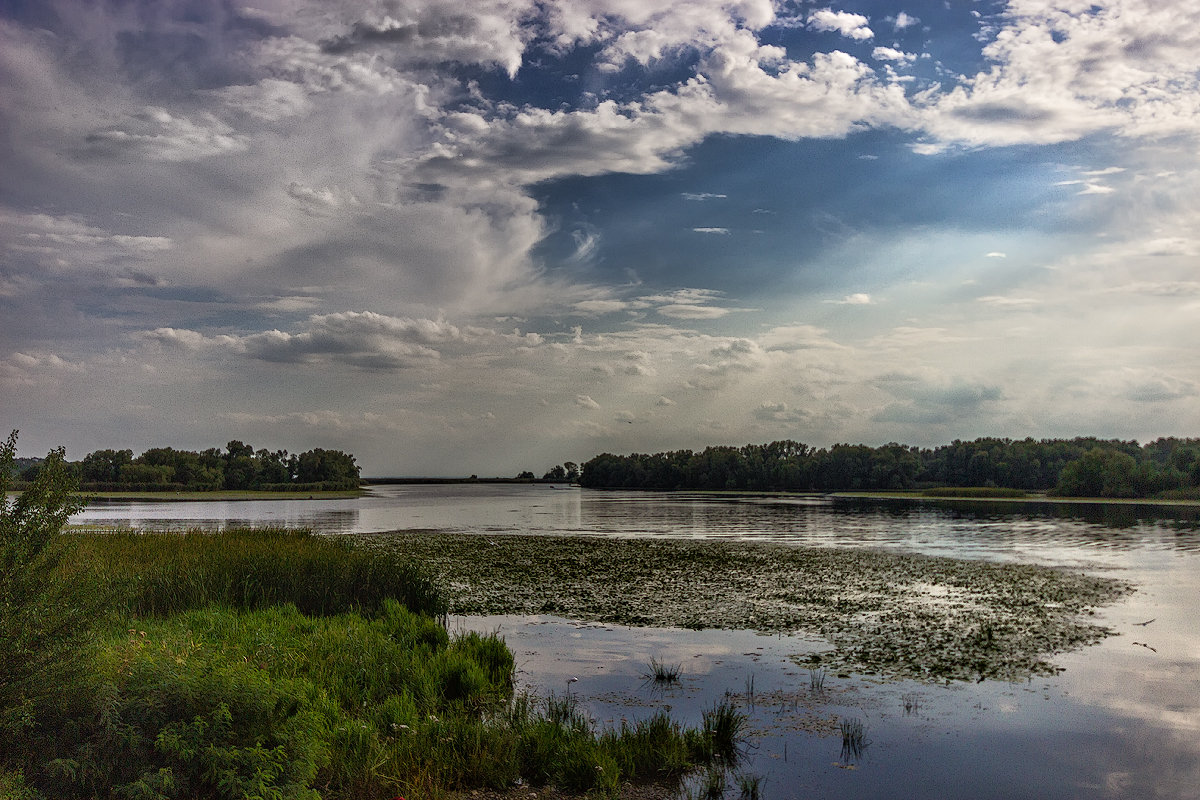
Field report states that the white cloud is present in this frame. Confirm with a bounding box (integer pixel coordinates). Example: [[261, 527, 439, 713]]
[[658, 305, 731, 320], [85, 107, 248, 162], [977, 295, 1041, 309], [872, 47, 915, 64], [575, 394, 601, 409], [807, 10, 874, 41], [142, 312, 463, 370], [918, 1, 1200, 149], [692, 227, 731, 235], [892, 12, 919, 31], [826, 293, 873, 305], [573, 299, 630, 316]]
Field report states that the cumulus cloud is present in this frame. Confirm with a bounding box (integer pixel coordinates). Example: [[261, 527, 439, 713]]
[[917, 1, 1200, 149], [575, 394, 601, 409], [872, 47, 915, 63], [807, 10, 874, 41]]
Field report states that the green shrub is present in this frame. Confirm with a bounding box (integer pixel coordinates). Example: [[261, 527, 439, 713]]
[[1, 431, 98, 759]]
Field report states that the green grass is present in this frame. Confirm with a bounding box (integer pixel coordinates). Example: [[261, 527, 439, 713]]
[[6, 528, 736, 800], [58, 527, 447, 620]]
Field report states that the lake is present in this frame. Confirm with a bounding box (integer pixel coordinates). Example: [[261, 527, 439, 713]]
[[72, 485, 1200, 799]]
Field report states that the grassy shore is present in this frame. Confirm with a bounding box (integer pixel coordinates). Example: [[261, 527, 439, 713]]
[[3, 529, 741, 800]]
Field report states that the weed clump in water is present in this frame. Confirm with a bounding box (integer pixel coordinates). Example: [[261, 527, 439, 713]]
[[839, 717, 870, 765], [646, 656, 683, 684]]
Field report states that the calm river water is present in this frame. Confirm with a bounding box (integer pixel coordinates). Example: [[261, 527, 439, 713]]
[[73, 485, 1200, 799]]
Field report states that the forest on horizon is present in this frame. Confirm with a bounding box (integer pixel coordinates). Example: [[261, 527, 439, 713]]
[[575, 436, 1200, 500]]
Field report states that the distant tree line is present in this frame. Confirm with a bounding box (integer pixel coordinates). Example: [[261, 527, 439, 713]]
[[16, 440, 361, 492], [578, 437, 1200, 499]]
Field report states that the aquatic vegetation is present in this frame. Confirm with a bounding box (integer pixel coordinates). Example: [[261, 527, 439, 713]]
[[368, 532, 1133, 682], [809, 667, 827, 692], [737, 771, 765, 800], [647, 656, 683, 684], [839, 717, 869, 764], [702, 699, 747, 763]]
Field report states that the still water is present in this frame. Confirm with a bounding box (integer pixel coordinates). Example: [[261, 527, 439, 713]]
[[73, 485, 1200, 799]]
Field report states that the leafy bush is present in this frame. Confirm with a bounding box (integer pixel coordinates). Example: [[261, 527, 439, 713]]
[[1, 431, 97, 757]]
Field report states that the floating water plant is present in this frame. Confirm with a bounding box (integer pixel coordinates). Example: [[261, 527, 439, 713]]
[[369, 532, 1133, 683]]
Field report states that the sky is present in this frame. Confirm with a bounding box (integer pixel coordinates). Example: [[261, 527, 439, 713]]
[[2, 0, 1199, 476]]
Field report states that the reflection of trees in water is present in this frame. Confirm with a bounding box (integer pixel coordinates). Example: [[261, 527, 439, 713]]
[[831, 497, 1200, 553]]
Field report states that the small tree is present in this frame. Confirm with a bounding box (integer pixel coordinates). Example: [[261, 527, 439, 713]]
[[0, 430, 92, 748]]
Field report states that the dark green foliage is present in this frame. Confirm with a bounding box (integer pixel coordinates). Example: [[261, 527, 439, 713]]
[[579, 436, 1200, 498], [1, 431, 96, 752], [70, 441, 361, 493], [41, 602, 516, 799]]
